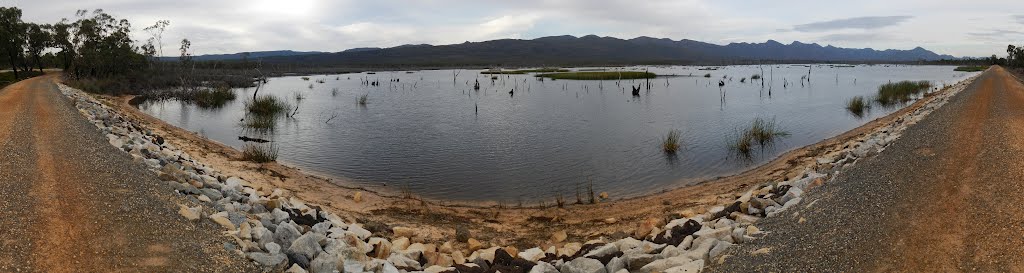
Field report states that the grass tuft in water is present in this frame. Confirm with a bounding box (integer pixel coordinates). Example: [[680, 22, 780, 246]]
[[357, 94, 369, 105], [481, 68, 568, 74], [662, 130, 681, 154], [245, 95, 290, 116], [954, 66, 987, 72], [875, 80, 932, 106], [729, 117, 790, 158], [845, 96, 870, 117], [192, 85, 236, 108], [242, 143, 278, 163]]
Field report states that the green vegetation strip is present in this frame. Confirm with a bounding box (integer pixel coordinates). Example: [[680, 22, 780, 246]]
[[535, 71, 656, 80], [480, 68, 569, 74], [954, 66, 987, 72], [0, 71, 45, 88], [876, 80, 932, 106]]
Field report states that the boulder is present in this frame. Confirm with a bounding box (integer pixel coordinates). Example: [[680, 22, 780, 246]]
[[247, 251, 287, 268], [275, 222, 302, 249], [605, 257, 625, 273], [551, 230, 568, 243], [531, 261, 559, 273], [636, 256, 693, 273], [287, 232, 326, 259], [309, 252, 337, 273], [560, 258, 607, 273], [662, 260, 704, 273]]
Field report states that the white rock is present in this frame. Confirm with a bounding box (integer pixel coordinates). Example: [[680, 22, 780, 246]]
[[287, 232, 326, 259], [519, 247, 546, 262], [708, 241, 733, 259], [605, 257, 625, 273], [560, 257, 607, 273], [584, 244, 619, 258], [347, 223, 372, 240], [531, 261, 559, 273], [637, 256, 693, 273], [662, 260, 704, 273]]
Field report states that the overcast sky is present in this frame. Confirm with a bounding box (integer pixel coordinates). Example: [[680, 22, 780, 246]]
[[9, 0, 1024, 57]]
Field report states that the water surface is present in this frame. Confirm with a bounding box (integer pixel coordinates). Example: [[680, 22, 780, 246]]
[[138, 65, 976, 202]]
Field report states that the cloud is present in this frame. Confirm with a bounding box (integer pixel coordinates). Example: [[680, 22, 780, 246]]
[[1015, 15, 1024, 24], [793, 16, 913, 32], [819, 33, 886, 42]]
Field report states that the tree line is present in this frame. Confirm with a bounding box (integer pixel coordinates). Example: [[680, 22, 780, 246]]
[[0, 7, 173, 80]]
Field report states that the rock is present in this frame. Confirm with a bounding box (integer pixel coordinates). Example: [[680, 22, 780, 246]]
[[662, 260, 704, 273], [751, 247, 771, 255], [288, 232, 326, 259], [275, 222, 302, 249], [382, 261, 400, 273], [730, 212, 760, 224], [209, 213, 236, 230], [551, 230, 568, 243], [266, 242, 282, 254], [247, 251, 287, 268], [584, 244, 619, 258], [708, 241, 734, 259], [392, 237, 411, 251], [606, 257, 625, 273], [693, 227, 731, 242], [634, 218, 663, 239], [348, 223, 372, 240], [637, 256, 693, 273], [519, 247, 546, 262], [467, 238, 483, 252], [200, 188, 224, 200], [287, 252, 310, 269], [393, 226, 417, 238], [531, 261, 559, 273], [309, 252, 338, 273], [197, 195, 212, 203], [178, 205, 201, 221], [311, 222, 332, 234], [285, 264, 308, 273], [371, 238, 393, 259], [456, 225, 471, 243], [353, 191, 363, 203], [239, 222, 253, 239], [560, 257, 607, 273], [745, 226, 761, 236], [681, 238, 717, 261]]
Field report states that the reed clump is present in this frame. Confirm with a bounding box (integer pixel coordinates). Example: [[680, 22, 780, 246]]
[[242, 143, 279, 163], [875, 80, 932, 106], [245, 95, 290, 116], [729, 117, 790, 158], [662, 130, 681, 154], [357, 94, 369, 105], [192, 85, 236, 108], [846, 96, 869, 117]]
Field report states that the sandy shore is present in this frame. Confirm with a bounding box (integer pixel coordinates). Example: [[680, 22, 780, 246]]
[[93, 81, 962, 248]]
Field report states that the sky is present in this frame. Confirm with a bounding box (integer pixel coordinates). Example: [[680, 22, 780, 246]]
[[8, 0, 1024, 57]]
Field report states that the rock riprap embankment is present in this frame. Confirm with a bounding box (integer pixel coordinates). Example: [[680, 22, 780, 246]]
[[57, 77, 972, 273]]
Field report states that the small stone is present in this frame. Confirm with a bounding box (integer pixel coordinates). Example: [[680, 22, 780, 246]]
[[393, 226, 417, 238], [604, 218, 618, 224], [530, 261, 559, 273], [798, 217, 807, 224], [178, 205, 201, 221], [551, 230, 568, 243], [247, 252, 287, 268], [605, 257, 625, 273], [456, 225, 471, 243], [662, 260, 704, 273], [519, 247, 545, 262], [287, 232, 326, 259], [285, 264, 308, 273], [751, 247, 771, 255], [266, 242, 282, 254], [599, 192, 609, 199], [353, 191, 363, 203], [467, 238, 483, 252]]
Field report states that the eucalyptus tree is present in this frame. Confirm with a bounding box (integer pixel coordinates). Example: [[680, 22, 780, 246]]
[[0, 7, 25, 78], [25, 23, 50, 72]]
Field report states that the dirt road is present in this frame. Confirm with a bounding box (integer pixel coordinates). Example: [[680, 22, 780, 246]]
[[711, 66, 1024, 272], [0, 75, 257, 272]]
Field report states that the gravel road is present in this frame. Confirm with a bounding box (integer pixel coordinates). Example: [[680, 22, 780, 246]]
[[709, 66, 1024, 272], [0, 75, 258, 272]]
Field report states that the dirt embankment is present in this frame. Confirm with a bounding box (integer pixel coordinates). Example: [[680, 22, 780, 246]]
[[96, 78, 962, 249]]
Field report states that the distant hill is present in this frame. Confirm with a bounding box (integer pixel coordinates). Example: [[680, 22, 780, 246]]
[[253, 35, 957, 66], [160, 50, 325, 61]]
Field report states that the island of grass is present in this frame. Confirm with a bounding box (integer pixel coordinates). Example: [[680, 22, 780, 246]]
[[480, 68, 569, 74], [954, 66, 988, 72], [535, 71, 656, 80]]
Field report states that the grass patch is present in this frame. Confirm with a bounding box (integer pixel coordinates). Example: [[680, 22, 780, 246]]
[[241, 143, 278, 163], [729, 117, 790, 158], [845, 96, 870, 117], [481, 68, 569, 74], [0, 70, 45, 88], [357, 94, 369, 105], [875, 80, 932, 106], [245, 95, 290, 116], [662, 130, 681, 154], [535, 71, 656, 80], [192, 85, 236, 108], [954, 66, 987, 72]]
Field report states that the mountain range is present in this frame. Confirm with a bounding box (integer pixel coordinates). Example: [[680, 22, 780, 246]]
[[183, 35, 958, 66]]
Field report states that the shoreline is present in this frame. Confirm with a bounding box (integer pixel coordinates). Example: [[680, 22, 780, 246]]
[[62, 71, 979, 272], [103, 74, 974, 245]]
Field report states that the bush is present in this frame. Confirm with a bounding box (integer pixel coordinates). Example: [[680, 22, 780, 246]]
[[192, 85, 236, 108], [845, 96, 869, 117]]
